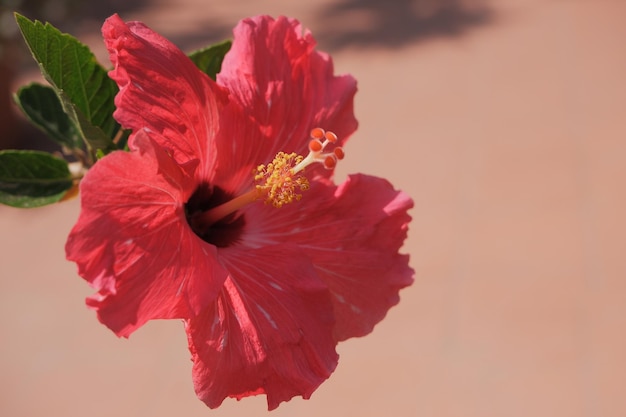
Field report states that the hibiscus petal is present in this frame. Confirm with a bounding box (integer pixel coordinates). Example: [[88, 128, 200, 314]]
[[186, 246, 338, 410], [102, 14, 229, 179], [216, 15, 358, 171], [243, 174, 414, 341], [65, 135, 228, 337]]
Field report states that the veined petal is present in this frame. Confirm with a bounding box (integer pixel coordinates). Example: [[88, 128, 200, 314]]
[[243, 174, 414, 341], [65, 135, 228, 337], [103, 14, 229, 180], [186, 246, 338, 410], [216, 15, 357, 173]]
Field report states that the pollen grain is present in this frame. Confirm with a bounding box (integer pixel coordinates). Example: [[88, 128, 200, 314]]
[[255, 152, 310, 208]]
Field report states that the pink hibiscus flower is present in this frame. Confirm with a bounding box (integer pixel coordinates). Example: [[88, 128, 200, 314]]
[[66, 14, 414, 410]]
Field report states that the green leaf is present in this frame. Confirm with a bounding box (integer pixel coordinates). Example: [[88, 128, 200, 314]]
[[188, 40, 232, 80], [14, 13, 118, 154], [14, 83, 82, 150], [0, 150, 73, 208]]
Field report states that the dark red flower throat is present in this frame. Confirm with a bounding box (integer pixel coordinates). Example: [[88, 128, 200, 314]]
[[185, 183, 245, 247]]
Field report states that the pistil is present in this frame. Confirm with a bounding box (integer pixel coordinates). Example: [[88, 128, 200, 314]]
[[191, 128, 344, 230], [190, 188, 259, 229]]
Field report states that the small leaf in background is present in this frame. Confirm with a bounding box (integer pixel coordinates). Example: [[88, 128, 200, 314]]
[[14, 83, 82, 151], [14, 13, 118, 156], [0, 150, 73, 208], [189, 40, 232, 80]]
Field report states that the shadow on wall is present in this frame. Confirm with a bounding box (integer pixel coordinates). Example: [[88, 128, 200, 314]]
[[7, 0, 148, 32], [2, 0, 494, 150], [316, 0, 493, 50]]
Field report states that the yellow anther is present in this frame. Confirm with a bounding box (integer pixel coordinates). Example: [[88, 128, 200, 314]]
[[255, 152, 310, 208]]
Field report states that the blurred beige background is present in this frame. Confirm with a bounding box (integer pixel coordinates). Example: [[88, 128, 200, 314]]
[[1, 0, 625, 416]]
